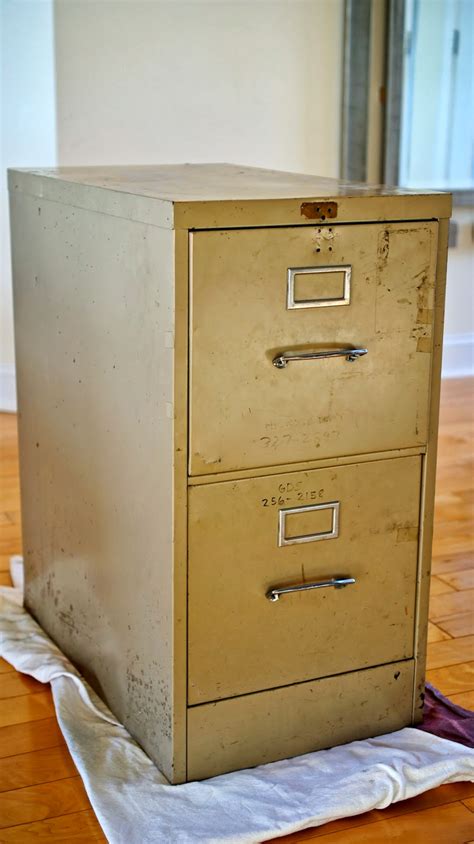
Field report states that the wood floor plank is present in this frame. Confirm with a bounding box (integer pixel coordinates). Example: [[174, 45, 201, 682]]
[[0, 809, 106, 842], [0, 673, 46, 700], [434, 517, 474, 538], [427, 621, 452, 643], [432, 534, 474, 557], [433, 482, 473, 505], [435, 612, 474, 639], [427, 635, 474, 670], [0, 776, 89, 829], [0, 456, 21, 477], [0, 659, 14, 675], [0, 525, 22, 544], [426, 662, 474, 696], [0, 746, 77, 792], [449, 689, 474, 710], [0, 573, 13, 587], [463, 797, 474, 813], [0, 552, 21, 573], [435, 486, 472, 509], [2, 515, 20, 533], [0, 513, 17, 528], [0, 719, 65, 759], [430, 575, 456, 596], [0, 495, 21, 514], [0, 477, 21, 493], [0, 540, 22, 558], [433, 553, 474, 577], [438, 568, 474, 592], [0, 693, 55, 729], [284, 802, 474, 843], [430, 589, 474, 621]]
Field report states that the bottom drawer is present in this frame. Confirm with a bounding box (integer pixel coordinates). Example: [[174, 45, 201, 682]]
[[187, 660, 415, 780], [188, 457, 421, 704]]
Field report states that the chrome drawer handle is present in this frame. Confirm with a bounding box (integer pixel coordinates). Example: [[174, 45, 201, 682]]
[[266, 576, 356, 602], [273, 348, 368, 369]]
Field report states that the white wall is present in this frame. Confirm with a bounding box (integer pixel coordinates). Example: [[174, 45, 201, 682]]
[[1, 0, 344, 410], [1, 0, 57, 410], [53, 0, 343, 174]]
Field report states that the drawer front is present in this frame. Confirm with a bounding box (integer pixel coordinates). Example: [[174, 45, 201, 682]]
[[189, 222, 437, 475], [187, 659, 415, 780], [188, 456, 421, 705]]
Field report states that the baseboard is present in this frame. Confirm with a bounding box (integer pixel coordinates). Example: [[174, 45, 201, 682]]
[[0, 364, 17, 412], [442, 333, 474, 379]]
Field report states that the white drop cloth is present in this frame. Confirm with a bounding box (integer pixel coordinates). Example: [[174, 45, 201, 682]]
[[0, 570, 473, 844]]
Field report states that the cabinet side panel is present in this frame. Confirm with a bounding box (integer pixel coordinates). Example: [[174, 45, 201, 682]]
[[171, 227, 189, 782], [10, 192, 176, 778], [412, 217, 450, 721]]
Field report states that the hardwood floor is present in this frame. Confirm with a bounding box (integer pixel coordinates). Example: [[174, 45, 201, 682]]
[[0, 378, 473, 842]]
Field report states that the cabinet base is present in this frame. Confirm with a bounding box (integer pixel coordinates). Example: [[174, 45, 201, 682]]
[[187, 660, 415, 781]]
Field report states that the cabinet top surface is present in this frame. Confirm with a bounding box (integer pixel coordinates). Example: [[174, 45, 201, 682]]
[[9, 163, 451, 227], [10, 162, 448, 203]]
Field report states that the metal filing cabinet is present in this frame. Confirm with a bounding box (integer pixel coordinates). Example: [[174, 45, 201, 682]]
[[9, 164, 451, 783]]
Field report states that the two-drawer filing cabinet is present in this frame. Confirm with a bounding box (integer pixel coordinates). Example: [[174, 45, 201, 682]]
[[9, 164, 451, 783]]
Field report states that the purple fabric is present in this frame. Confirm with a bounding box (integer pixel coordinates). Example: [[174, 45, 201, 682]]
[[417, 682, 474, 748]]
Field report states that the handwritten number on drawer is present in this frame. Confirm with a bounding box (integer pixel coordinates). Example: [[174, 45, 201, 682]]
[[260, 434, 292, 450], [261, 497, 285, 507]]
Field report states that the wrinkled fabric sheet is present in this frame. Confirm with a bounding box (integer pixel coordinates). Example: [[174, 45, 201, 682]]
[[1, 589, 473, 844], [420, 682, 474, 748]]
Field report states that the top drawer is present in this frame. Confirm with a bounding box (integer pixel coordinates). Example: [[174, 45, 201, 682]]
[[189, 221, 438, 476]]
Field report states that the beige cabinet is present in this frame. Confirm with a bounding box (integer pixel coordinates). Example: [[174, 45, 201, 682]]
[[9, 164, 450, 783]]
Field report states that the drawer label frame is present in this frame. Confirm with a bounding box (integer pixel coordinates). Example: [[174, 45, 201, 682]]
[[287, 265, 351, 309], [278, 500, 340, 546]]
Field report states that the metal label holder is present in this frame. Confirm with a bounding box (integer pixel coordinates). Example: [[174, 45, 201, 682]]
[[278, 501, 340, 547], [287, 265, 351, 309]]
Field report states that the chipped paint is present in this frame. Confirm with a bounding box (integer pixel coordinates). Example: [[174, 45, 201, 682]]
[[397, 526, 419, 542], [417, 337, 432, 353], [416, 308, 434, 325], [377, 229, 390, 268]]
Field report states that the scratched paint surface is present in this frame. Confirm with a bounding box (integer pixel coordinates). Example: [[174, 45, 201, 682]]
[[189, 222, 438, 476], [11, 192, 177, 778], [187, 661, 415, 780]]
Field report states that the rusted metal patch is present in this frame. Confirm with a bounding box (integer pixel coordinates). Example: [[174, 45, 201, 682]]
[[377, 230, 390, 267], [301, 201, 337, 221], [416, 337, 432, 353], [397, 526, 419, 543], [416, 308, 434, 325]]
